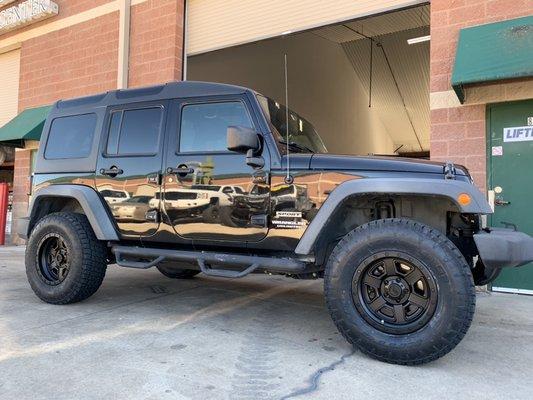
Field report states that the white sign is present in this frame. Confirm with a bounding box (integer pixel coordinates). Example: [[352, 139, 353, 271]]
[[0, 0, 58, 34], [5, 210, 11, 235], [503, 126, 533, 142], [491, 146, 503, 156]]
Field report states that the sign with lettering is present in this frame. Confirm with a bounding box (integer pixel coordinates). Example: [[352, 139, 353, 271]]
[[0, 0, 58, 34], [503, 126, 533, 142]]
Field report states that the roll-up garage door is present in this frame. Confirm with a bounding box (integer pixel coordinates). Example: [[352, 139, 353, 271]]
[[0, 49, 20, 127], [187, 0, 424, 55]]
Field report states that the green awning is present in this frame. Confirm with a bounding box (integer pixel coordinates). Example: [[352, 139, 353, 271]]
[[451, 16, 533, 103], [0, 105, 51, 147]]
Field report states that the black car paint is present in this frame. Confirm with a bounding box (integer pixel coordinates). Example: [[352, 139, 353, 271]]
[[32, 81, 465, 253]]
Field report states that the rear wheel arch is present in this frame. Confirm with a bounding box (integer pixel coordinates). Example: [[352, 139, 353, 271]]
[[27, 185, 119, 241]]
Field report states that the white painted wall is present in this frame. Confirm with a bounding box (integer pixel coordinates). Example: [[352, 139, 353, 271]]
[[188, 32, 395, 156]]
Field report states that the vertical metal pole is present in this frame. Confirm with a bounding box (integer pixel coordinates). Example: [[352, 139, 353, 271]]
[[0, 183, 9, 246], [369, 38, 373, 108]]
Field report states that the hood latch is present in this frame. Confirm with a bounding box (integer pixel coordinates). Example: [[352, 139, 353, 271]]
[[444, 161, 456, 180]]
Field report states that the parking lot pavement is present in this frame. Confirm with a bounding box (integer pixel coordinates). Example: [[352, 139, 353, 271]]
[[1, 246, 533, 400]]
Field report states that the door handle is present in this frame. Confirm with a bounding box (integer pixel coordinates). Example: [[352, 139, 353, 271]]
[[167, 165, 194, 177], [100, 166, 123, 177]]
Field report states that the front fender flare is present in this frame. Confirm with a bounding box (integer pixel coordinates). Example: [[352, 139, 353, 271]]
[[295, 178, 492, 255], [23, 185, 119, 241]]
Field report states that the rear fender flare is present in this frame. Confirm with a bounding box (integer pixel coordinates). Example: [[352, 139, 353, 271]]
[[26, 185, 119, 241]]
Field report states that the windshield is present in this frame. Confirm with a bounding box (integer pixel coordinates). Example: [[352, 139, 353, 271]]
[[257, 95, 327, 154]]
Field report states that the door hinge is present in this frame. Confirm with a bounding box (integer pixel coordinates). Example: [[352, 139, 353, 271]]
[[444, 161, 456, 180]]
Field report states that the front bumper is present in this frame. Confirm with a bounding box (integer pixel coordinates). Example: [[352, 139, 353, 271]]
[[474, 228, 533, 270]]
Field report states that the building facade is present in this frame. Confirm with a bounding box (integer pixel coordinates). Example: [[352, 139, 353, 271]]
[[0, 0, 532, 290]]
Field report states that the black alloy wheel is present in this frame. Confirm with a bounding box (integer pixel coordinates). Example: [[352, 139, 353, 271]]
[[38, 234, 71, 285], [352, 254, 438, 335]]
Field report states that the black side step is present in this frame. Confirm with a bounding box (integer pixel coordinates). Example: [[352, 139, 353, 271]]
[[111, 245, 309, 278]]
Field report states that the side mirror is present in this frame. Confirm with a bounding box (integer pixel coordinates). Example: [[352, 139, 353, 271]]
[[227, 126, 260, 154]]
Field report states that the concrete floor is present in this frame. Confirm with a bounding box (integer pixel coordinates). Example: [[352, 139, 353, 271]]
[[0, 246, 532, 400]]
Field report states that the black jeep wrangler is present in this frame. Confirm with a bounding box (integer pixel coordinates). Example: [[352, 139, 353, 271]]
[[19, 81, 533, 365]]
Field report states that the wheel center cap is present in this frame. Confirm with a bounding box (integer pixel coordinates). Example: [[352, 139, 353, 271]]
[[383, 277, 409, 301], [388, 283, 402, 298]]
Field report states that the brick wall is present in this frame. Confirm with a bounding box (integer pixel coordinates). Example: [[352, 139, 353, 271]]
[[129, 0, 184, 87], [430, 0, 533, 191], [10, 0, 186, 243], [18, 13, 120, 110]]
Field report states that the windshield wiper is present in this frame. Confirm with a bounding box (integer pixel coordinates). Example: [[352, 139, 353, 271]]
[[278, 140, 315, 153]]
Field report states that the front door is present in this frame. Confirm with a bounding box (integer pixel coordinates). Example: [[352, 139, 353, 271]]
[[487, 99, 533, 293], [163, 97, 270, 243], [96, 102, 167, 238]]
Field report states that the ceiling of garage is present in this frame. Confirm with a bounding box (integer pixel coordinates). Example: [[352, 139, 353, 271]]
[[313, 5, 430, 152]]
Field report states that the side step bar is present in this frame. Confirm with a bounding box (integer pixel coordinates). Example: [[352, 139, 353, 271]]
[[111, 245, 309, 279]]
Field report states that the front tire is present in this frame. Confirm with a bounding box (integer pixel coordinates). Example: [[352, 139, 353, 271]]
[[25, 213, 108, 304], [324, 218, 475, 365]]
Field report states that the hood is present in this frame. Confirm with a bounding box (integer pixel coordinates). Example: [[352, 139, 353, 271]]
[[309, 154, 469, 176]]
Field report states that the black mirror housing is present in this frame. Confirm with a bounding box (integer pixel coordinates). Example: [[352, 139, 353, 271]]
[[227, 126, 260, 154]]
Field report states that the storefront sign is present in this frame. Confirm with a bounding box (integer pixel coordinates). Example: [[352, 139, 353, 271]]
[[0, 0, 58, 34], [503, 126, 533, 142]]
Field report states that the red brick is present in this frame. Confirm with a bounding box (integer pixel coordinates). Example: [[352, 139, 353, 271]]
[[486, 0, 527, 17], [431, 122, 466, 141], [448, 137, 485, 157], [430, 109, 448, 124], [449, 5, 487, 24], [448, 105, 485, 122]]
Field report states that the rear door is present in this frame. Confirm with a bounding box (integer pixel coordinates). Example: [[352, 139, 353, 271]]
[[96, 101, 167, 238], [487, 99, 533, 293]]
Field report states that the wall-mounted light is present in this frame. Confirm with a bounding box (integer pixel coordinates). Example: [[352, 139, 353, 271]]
[[407, 35, 430, 45]]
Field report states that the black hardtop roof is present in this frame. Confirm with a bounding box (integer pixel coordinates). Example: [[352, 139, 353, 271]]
[[53, 81, 252, 111]]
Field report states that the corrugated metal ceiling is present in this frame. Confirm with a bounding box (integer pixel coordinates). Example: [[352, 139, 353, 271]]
[[314, 5, 430, 152]]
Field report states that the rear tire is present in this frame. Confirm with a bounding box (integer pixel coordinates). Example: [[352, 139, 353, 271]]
[[156, 263, 200, 279], [324, 218, 476, 365], [25, 213, 108, 304]]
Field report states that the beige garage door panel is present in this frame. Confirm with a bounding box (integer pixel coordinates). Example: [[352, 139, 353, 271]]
[[187, 0, 423, 55], [0, 49, 20, 127]]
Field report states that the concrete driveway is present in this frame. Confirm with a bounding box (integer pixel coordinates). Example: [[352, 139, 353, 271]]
[[1, 246, 532, 400]]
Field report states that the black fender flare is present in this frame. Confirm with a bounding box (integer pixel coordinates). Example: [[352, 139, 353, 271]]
[[22, 184, 119, 241], [295, 178, 492, 255]]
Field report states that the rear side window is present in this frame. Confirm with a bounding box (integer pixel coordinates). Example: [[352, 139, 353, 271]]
[[44, 114, 96, 160], [106, 107, 163, 156], [179, 102, 253, 153]]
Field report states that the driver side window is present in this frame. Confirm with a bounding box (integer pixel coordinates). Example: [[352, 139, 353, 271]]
[[179, 101, 253, 153]]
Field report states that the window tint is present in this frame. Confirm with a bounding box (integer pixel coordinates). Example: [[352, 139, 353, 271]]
[[45, 114, 96, 159], [106, 107, 163, 155], [179, 102, 253, 152]]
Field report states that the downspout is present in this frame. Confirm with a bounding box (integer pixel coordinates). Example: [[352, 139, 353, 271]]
[[182, 0, 188, 80], [117, 0, 131, 89]]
